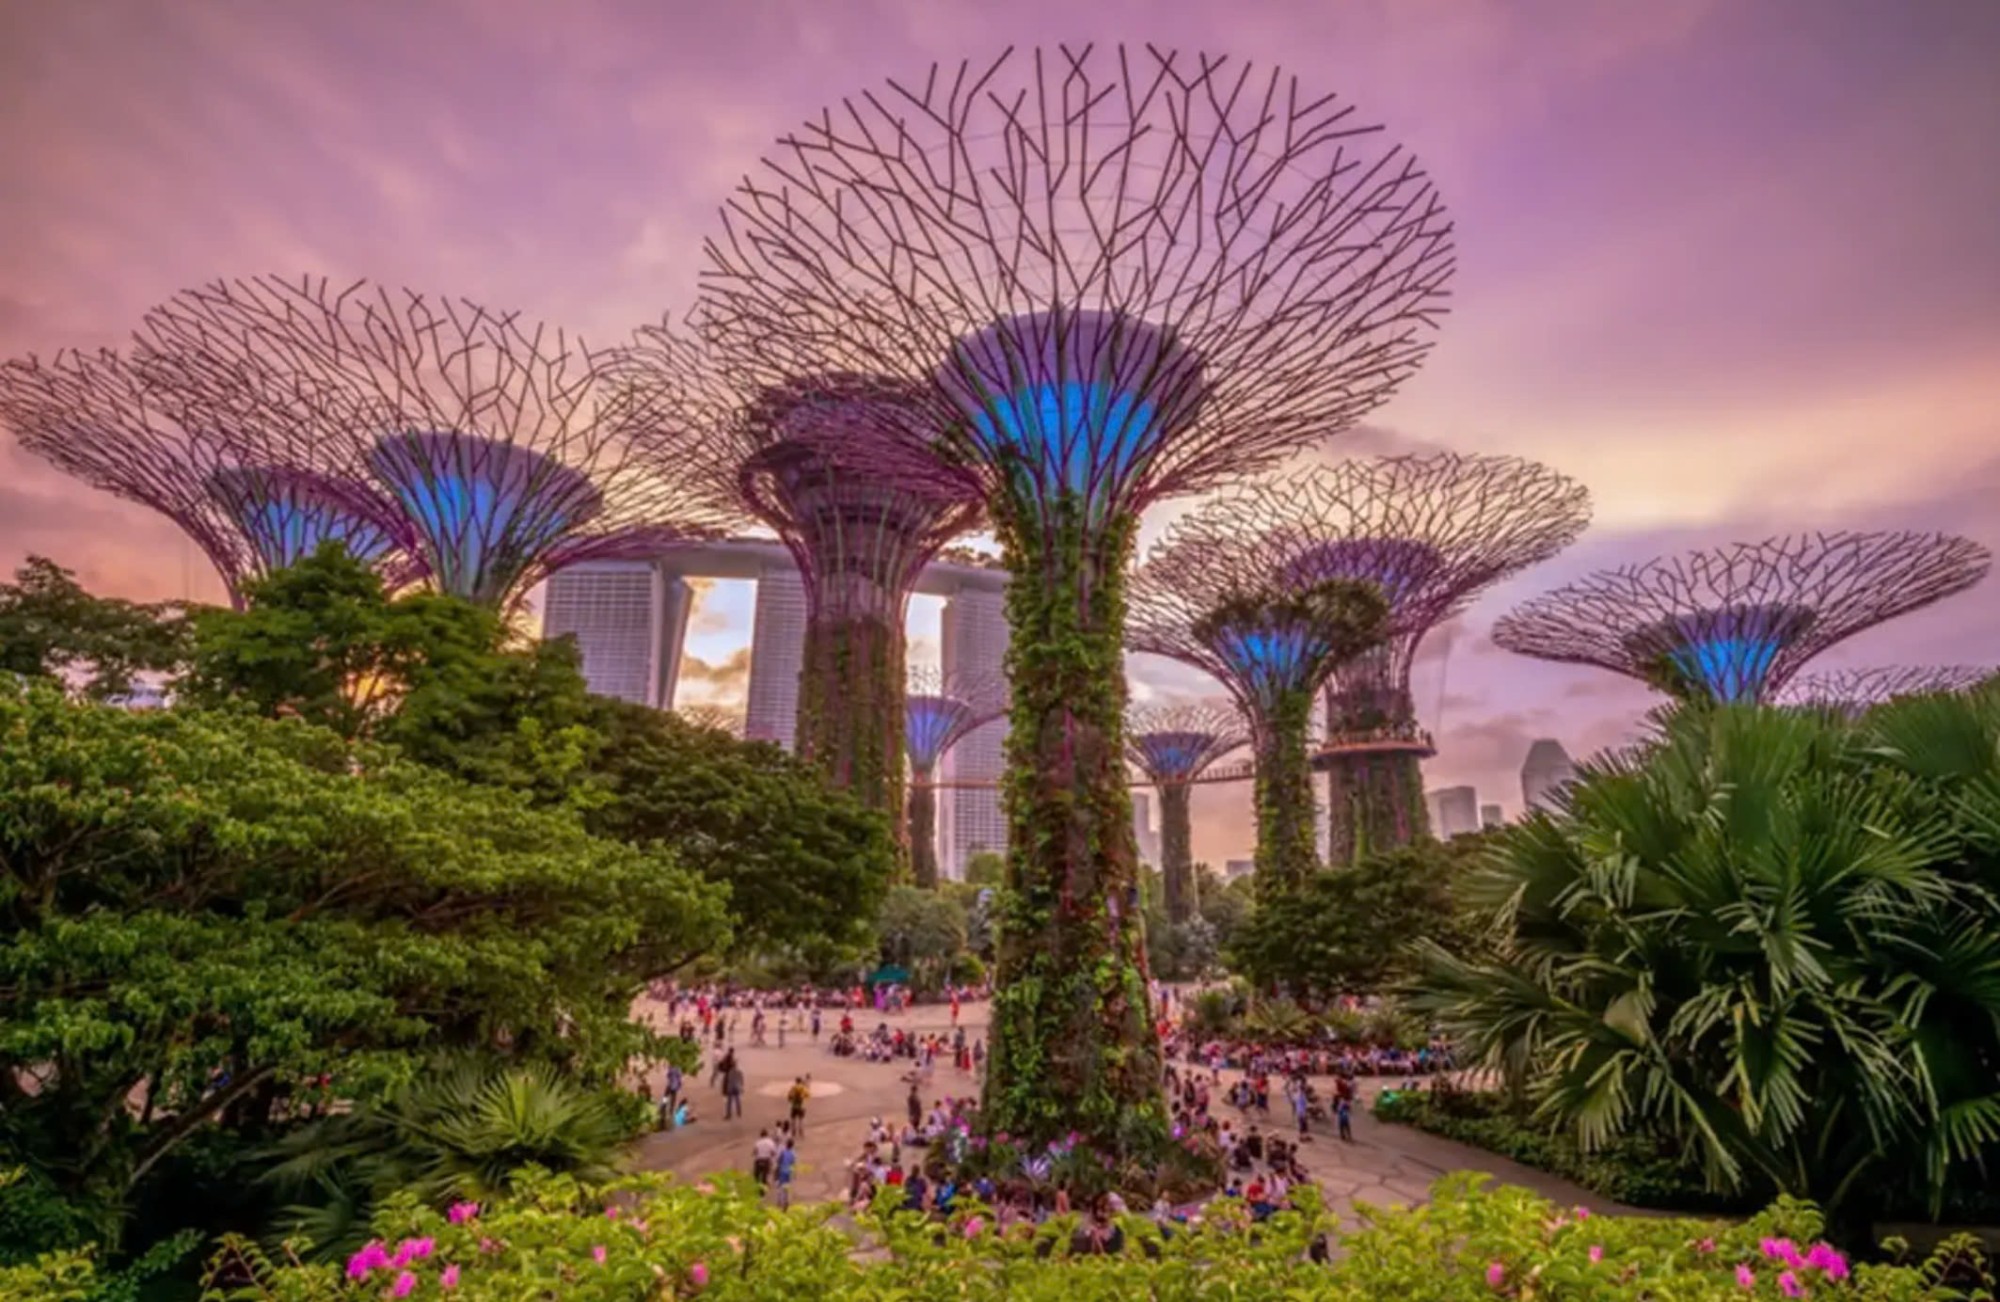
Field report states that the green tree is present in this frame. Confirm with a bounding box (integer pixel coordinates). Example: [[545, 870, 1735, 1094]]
[[181, 547, 597, 799], [876, 885, 968, 990], [1229, 833, 1493, 997], [1411, 698, 2000, 1239], [0, 556, 187, 699], [0, 683, 727, 1251], [963, 851, 1006, 888], [582, 699, 896, 954]]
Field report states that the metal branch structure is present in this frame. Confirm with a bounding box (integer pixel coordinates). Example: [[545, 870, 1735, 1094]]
[[1125, 701, 1248, 924], [613, 323, 981, 827], [673, 703, 747, 737], [697, 44, 1453, 1150], [0, 348, 419, 606], [1493, 532, 1992, 705], [1779, 664, 1995, 715], [904, 666, 1009, 889], [1131, 524, 1390, 895], [129, 274, 730, 611], [1174, 456, 1590, 864]]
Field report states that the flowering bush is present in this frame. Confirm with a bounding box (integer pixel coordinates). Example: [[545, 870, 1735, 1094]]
[[10, 1171, 1990, 1301]]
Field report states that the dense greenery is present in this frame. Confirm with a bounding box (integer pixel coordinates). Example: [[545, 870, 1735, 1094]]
[[1412, 693, 2000, 1239], [0, 556, 187, 700], [12, 1172, 1989, 1300], [1324, 746, 1431, 868], [983, 506, 1162, 1152], [794, 612, 906, 838], [1230, 834, 1494, 997], [0, 682, 727, 1254]]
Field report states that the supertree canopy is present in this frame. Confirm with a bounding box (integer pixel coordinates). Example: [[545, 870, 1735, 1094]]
[[1195, 456, 1590, 865], [1125, 702, 1248, 925], [1492, 532, 1991, 705], [0, 348, 418, 605], [130, 275, 729, 610], [697, 44, 1453, 1148], [614, 324, 981, 824], [1779, 664, 1995, 714], [904, 666, 1008, 890], [1130, 529, 1390, 896]]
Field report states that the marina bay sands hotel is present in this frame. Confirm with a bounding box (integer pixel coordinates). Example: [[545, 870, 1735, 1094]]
[[543, 542, 1012, 880]]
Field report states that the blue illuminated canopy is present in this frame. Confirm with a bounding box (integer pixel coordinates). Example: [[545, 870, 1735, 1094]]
[[941, 308, 1205, 514], [1131, 730, 1228, 781], [1633, 604, 1815, 703], [905, 693, 990, 769], [207, 466, 403, 573], [367, 431, 603, 605], [1282, 538, 1442, 613]]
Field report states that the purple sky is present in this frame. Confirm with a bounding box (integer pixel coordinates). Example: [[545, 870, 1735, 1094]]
[[4, 0, 1998, 863]]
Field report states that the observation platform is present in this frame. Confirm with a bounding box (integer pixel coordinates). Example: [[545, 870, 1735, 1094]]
[[1310, 727, 1437, 767]]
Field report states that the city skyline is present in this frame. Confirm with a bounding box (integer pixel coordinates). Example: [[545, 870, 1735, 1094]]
[[4, 0, 1997, 867]]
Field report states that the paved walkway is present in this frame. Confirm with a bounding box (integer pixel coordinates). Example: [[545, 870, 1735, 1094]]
[[628, 1000, 1640, 1221]]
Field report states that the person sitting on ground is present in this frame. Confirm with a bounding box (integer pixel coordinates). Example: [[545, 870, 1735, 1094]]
[[901, 1164, 929, 1214]]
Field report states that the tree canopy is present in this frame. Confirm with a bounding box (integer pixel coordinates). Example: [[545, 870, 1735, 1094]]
[[0, 556, 186, 701], [0, 682, 727, 1249]]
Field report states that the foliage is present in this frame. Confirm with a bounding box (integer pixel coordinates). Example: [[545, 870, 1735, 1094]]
[[180, 547, 599, 799], [1239, 997, 1318, 1045], [0, 683, 727, 1254], [582, 698, 895, 954], [984, 504, 1162, 1151], [1411, 696, 2000, 1238], [963, 851, 1005, 887], [1230, 835, 1488, 997], [1145, 915, 1219, 982], [0, 556, 187, 701], [793, 612, 905, 830], [259, 1058, 640, 1261], [9, 1171, 1964, 1300], [1192, 866, 1254, 952], [1184, 988, 1244, 1041], [876, 886, 968, 991]]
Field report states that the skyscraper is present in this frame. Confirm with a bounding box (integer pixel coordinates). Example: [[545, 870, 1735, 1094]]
[[1132, 790, 1161, 868], [1521, 739, 1578, 812], [1426, 785, 1480, 839], [743, 562, 808, 748], [1479, 803, 1504, 829], [542, 561, 692, 708], [938, 584, 1009, 880]]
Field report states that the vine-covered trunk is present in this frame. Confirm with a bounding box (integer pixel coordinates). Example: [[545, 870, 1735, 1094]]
[[1325, 752, 1429, 867], [1159, 782, 1196, 924], [1252, 691, 1318, 896], [796, 614, 906, 849], [908, 777, 940, 889], [983, 506, 1165, 1151]]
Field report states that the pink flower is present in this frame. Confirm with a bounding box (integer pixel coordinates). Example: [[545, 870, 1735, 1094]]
[[1779, 1269, 1804, 1298], [440, 1264, 461, 1290], [1698, 1238, 1717, 1255], [1589, 1244, 1604, 1264], [389, 1237, 434, 1266], [448, 1202, 480, 1224], [390, 1272, 417, 1299], [1761, 1237, 1804, 1267], [592, 1244, 607, 1265], [1486, 1261, 1506, 1289], [1573, 1206, 1591, 1221], [1806, 1243, 1849, 1279], [478, 1237, 500, 1255], [690, 1260, 710, 1288], [346, 1242, 389, 1279], [1737, 1263, 1757, 1289], [964, 1216, 986, 1239], [605, 1205, 621, 1219]]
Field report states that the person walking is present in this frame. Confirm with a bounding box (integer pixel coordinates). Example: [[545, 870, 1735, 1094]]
[[1292, 1079, 1311, 1138], [1336, 1095, 1353, 1142], [723, 1061, 745, 1120], [787, 1075, 811, 1138], [711, 1046, 734, 1091], [659, 1062, 683, 1130], [752, 1129, 776, 1186], [774, 1137, 798, 1209], [811, 1007, 822, 1041]]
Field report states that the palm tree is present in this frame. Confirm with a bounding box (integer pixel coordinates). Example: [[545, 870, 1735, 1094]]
[[1410, 696, 2000, 1240], [260, 1057, 633, 1258]]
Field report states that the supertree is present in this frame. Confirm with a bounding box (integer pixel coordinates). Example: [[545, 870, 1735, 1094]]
[[674, 703, 747, 736], [697, 44, 1453, 1147], [1129, 528, 1390, 896], [613, 324, 981, 824], [132, 275, 730, 610], [1175, 457, 1590, 865], [1779, 664, 1995, 714], [905, 666, 1009, 889], [0, 348, 417, 605], [1125, 701, 1248, 925], [1492, 532, 1991, 705]]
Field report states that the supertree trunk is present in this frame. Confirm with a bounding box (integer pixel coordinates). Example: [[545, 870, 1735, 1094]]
[[796, 613, 906, 837], [1325, 752, 1430, 867], [1158, 782, 1196, 924], [907, 777, 940, 889], [984, 507, 1165, 1150], [1253, 691, 1319, 896]]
